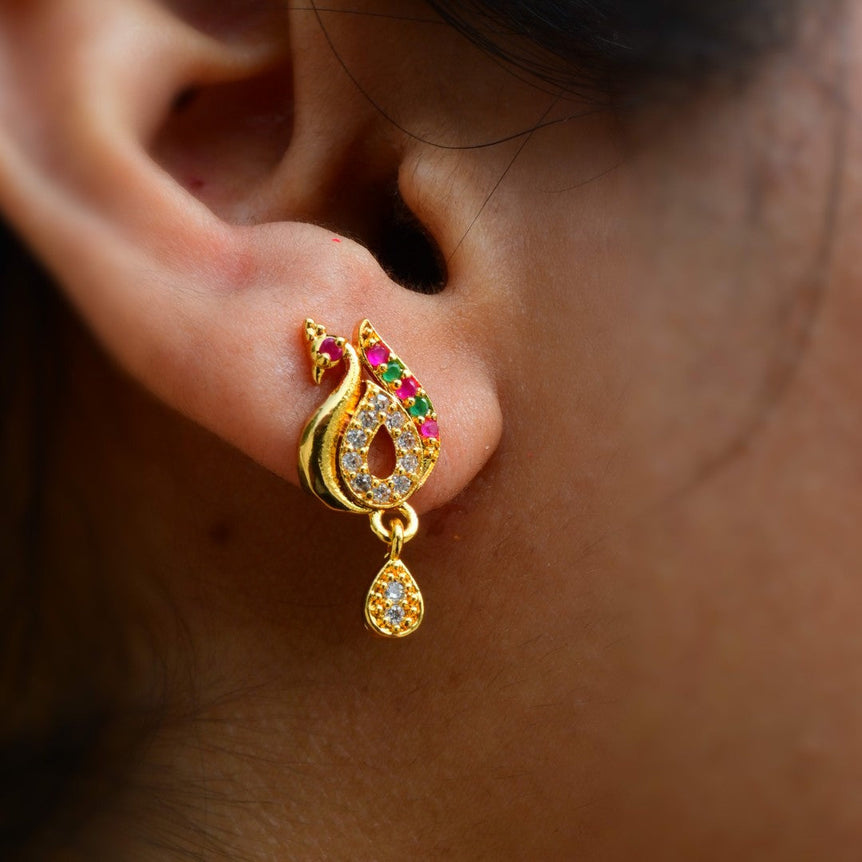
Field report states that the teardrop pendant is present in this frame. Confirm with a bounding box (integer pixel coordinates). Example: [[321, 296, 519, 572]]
[[365, 558, 424, 638]]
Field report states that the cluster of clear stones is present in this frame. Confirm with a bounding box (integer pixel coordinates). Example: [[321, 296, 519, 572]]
[[365, 560, 421, 636], [383, 578, 406, 627], [339, 386, 423, 507]]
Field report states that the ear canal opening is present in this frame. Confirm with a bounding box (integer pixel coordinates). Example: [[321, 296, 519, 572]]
[[369, 187, 447, 295], [151, 58, 446, 294]]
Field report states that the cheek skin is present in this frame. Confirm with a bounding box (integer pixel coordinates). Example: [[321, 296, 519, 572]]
[[407, 34, 862, 853]]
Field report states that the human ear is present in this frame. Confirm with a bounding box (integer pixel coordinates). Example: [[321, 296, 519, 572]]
[[0, 0, 502, 511]]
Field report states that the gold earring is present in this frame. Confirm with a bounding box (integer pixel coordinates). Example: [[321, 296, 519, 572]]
[[298, 319, 440, 638]]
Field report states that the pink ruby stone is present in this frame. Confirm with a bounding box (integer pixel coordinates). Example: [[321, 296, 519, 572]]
[[319, 337, 343, 361], [420, 419, 439, 439], [396, 377, 419, 400], [366, 342, 390, 367]]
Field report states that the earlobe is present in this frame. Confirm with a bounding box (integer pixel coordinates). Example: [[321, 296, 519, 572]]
[[0, 0, 503, 513]]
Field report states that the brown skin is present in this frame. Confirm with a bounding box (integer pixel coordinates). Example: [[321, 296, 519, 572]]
[[3, 0, 862, 859]]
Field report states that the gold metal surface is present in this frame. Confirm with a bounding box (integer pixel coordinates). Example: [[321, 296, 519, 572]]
[[298, 319, 439, 638], [369, 504, 419, 545], [364, 558, 424, 638]]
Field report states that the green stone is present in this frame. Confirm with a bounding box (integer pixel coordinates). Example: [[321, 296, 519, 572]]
[[409, 396, 431, 418], [381, 360, 404, 383]]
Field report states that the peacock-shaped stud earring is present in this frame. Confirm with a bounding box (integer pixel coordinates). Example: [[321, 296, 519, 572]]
[[298, 318, 440, 638]]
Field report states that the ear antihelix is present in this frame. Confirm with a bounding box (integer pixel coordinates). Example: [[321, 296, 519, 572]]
[[298, 318, 440, 638], [150, 59, 294, 218]]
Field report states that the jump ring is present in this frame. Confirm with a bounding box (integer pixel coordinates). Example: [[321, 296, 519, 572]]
[[369, 503, 419, 546], [389, 520, 405, 561]]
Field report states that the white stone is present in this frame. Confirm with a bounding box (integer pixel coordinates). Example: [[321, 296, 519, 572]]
[[385, 581, 405, 602], [353, 474, 372, 493], [341, 452, 362, 472], [398, 454, 419, 473], [396, 431, 417, 451], [347, 429, 366, 448], [360, 410, 378, 430], [384, 605, 404, 626], [392, 475, 411, 496], [386, 412, 405, 431], [373, 484, 391, 504]]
